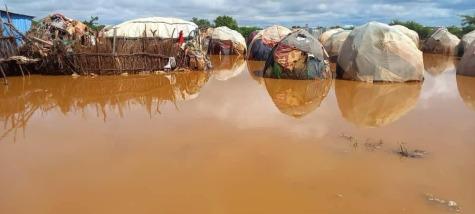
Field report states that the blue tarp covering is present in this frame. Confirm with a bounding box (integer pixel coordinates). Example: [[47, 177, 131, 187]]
[[1, 10, 34, 45]]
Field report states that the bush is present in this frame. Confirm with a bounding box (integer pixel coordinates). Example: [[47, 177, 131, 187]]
[[237, 26, 261, 39], [389, 19, 433, 39]]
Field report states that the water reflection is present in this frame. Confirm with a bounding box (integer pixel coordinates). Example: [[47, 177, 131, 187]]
[[264, 78, 332, 118], [246, 60, 266, 85], [335, 80, 422, 127], [423, 54, 457, 76], [0, 72, 209, 141], [456, 75, 475, 111], [210, 56, 247, 81]]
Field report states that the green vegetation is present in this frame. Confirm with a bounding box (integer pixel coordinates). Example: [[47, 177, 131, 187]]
[[214, 15, 238, 30], [461, 14, 475, 34], [83, 16, 105, 31], [389, 19, 433, 39], [447, 25, 463, 38], [191, 15, 260, 38], [191, 17, 212, 29]]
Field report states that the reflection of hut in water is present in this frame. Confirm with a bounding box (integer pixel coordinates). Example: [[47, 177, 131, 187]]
[[210, 56, 247, 81], [246, 60, 266, 85], [423, 54, 456, 76], [264, 78, 332, 118], [0, 72, 209, 141], [456, 75, 475, 111], [335, 80, 421, 127]]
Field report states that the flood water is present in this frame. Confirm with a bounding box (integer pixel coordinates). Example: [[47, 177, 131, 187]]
[[1, 55, 475, 214]]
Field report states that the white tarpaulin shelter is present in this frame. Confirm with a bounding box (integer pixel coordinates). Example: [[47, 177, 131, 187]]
[[323, 30, 350, 58], [391, 25, 420, 48], [460, 30, 475, 54], [337, 22, 424, 82], [319, 28, 344, 44], [423, 28, 460, 56], [211, 26, 247, 50], [105, 17, 198, 38]]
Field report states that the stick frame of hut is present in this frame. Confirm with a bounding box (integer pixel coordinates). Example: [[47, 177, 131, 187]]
[[71, 31, 181, 75]]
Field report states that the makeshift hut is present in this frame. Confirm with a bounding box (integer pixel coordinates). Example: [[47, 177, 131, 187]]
[[264, 78, 332, 118], [247, 25, 291, 61], [104, 17, 198, 39], [263, 29, 331, 80], [456, 75, 475, 112], [457, 41, 475, 77], [337, 22, 424, 83], [460, 30, 475, 55], [210, 56, 247, 81], [422, 28, 460, 56], [208, 26, 246, 56], [391, 25, 420, 48], [335, 80, 421, 127], [322, 30, 350, 61], [423, 54, 456, 76], [318, 28, 343, 44], [246, 30, 259, 47]]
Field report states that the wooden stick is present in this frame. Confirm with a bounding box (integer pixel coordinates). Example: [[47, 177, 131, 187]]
[[0, 65, 8, 85]]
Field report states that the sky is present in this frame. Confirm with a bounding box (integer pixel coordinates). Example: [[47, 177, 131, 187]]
[[3, 0, 475, 27]]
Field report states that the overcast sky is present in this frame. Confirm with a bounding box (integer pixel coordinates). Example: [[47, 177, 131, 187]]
[[4, 0, 475, 27]]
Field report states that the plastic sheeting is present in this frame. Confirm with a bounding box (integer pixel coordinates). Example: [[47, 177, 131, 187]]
[[460, 30, 475, 55], [422, 28, 460, 56], [457, 41, 475, 77], [392, 25, 420, 48], [319, 28, 344, 44], [323, 30, 350, 59], [247, 25, 291, 60], [335, 80, 421, 127], [264, 78, 332, 118], [337, 22, 424, 83], [210, 26, 247, 55], [264, 29, 331, 80], [105, 17, 198, 38]]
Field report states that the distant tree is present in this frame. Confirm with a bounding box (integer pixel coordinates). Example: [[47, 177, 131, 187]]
[[460, 14, 475, 34], [214, 15, 238, 30], [237, 26, 261, 38], [83, 16, 105, 31], [191, 17, 212, 29], [447, 25, 463, 38], [389, 19, 433, 39]]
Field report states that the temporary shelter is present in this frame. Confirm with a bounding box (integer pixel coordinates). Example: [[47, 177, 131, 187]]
[[337, 22, 424, 82], [422, 28, 460, 56], [322, 30, 350, 60], [460, 30, 475, 55], [319, 28, 343, 44], [391, 25, 420, 48], [263, 29, 331, 80], [208, 26, 246, 55], [457, 41, 475, 77], [104, 17, 198, 38], [264, 78, 332, 118], [335, 80, 421, 127], [247, 25, 291, 61]]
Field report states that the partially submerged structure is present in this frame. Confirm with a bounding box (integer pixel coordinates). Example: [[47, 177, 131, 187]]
[[457, 41, 475, 77], [337, 22, 424, 83], [422, 28, 460, 56], [460, 30, 475, 55], [208, 26, 246, 56], [263, 29, 331, 80], [247, 25, 291, 61]]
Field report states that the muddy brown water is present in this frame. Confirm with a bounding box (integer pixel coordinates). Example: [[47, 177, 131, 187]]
[[1, 55, 474, 214]]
